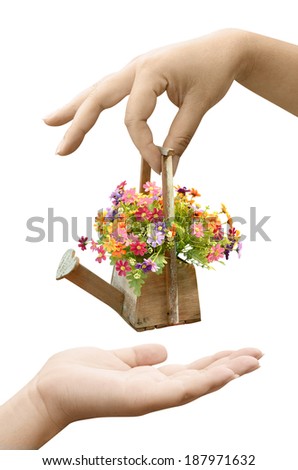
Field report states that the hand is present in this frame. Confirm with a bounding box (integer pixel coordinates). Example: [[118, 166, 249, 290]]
[[0, 344, 262, 449], [45, 29, 252, 174], [45, 29, 298, 174]]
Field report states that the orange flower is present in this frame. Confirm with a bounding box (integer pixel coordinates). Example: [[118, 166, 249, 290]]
[[94, 210, 107, 232], [227, 217, 233, 228], [208, 221, 222, 233], [166, 222, 177, 240], [95, 209, 107, 224], [190, 188, 201, 197], [111, 241, 127, 258]]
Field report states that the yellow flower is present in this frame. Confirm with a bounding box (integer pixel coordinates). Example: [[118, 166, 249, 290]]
[[221, 203, 233, 227], [103, 237, 117, 253]]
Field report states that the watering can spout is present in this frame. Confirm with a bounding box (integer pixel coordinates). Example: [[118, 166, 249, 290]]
[[56, 249, 124, 315]]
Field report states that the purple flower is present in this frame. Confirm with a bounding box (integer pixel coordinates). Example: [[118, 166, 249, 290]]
[[136, 259, 158, 273], [147, 229, 165, 247], [236, 241, 243, 258], [106, 207, 118, 221], [224, 242, 235, 260], [176, 186, 190, 195], [110, 190, 123, 205], [155, 221, 166, 233]]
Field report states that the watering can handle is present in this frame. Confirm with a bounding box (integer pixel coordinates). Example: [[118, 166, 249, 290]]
[[139, 147, 179, 325]]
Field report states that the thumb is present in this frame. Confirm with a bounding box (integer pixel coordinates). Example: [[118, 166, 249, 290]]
[[113, 344, 168, 368]]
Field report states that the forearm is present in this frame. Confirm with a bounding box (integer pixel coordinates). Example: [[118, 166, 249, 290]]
[[236, 31, 298, 116], [0, 381, 62, 450]]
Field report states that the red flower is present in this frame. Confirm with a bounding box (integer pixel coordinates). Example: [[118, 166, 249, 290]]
[[134, 206, 151, 221], [148, 208, 164, 222], [130, 240, 147, 256], [78, 236, 88, 251]]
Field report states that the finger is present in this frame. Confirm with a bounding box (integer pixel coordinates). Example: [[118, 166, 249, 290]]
[[125, 76, 167, 174], [43, 84, 97, 126], [163, 97, 205, 167], [158, 350, 233, 376], [172, 155, 180, 176], [55, 68, 134, 155], [151, 356, 260, 412], [139, 366, 236, 414], [112, 344, 167, 368], [188, 347, 263, 370], [205, 348, 263, 370], [184, 349, 234, 371], [225, 347, 263, 360], [222, 355, 260, 377]]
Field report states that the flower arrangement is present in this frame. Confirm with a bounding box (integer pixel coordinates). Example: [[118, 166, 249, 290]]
[[78, 181, 242, 296]]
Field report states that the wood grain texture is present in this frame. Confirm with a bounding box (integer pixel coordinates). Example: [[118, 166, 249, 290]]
[[161, 148, 179, 325], [57, 250, 124, 315], [111, 261, 200, 331], [139, 159, 151, 192], [56, 249, 80, 280]]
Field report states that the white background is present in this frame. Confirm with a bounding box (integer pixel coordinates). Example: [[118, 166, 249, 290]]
[[0, 0, 297, 468]]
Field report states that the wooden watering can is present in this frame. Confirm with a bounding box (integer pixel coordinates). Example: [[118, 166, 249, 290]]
[[56, 148, 201, 331]]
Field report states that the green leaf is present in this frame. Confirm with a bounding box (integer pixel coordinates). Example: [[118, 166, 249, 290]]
[[126, 272, 146, 297], [155, 253, 167, 273]]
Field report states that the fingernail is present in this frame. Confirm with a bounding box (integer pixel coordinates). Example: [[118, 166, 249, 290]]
[[55, 139, 65, 155]]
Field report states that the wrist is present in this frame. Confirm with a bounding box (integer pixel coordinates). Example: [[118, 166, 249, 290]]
[[0, 379, 62, 449], [221, 29, 256, 83]]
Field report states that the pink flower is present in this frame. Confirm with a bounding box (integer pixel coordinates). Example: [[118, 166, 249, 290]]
[[127, 233, 140, 244], [191, 222, 204, 238], [122, 188, 137, 204], [130, 240, 147, 256], [95, 246, 107, 263], [143, 181, 161, 196], [114, 226, 128, 241], [115, 260, 131, 276], [90, 239, 101, 252], [207, 244, 225, 262], [117, 181, 127, 190], [139, 196, 154, 205]]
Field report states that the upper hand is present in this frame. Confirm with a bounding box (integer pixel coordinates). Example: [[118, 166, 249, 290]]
[[44, 29, 250, 174]]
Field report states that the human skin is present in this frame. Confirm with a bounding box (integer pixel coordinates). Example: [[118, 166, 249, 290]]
[[44, 28, 298, 173], [0, 344, 262, 449]]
